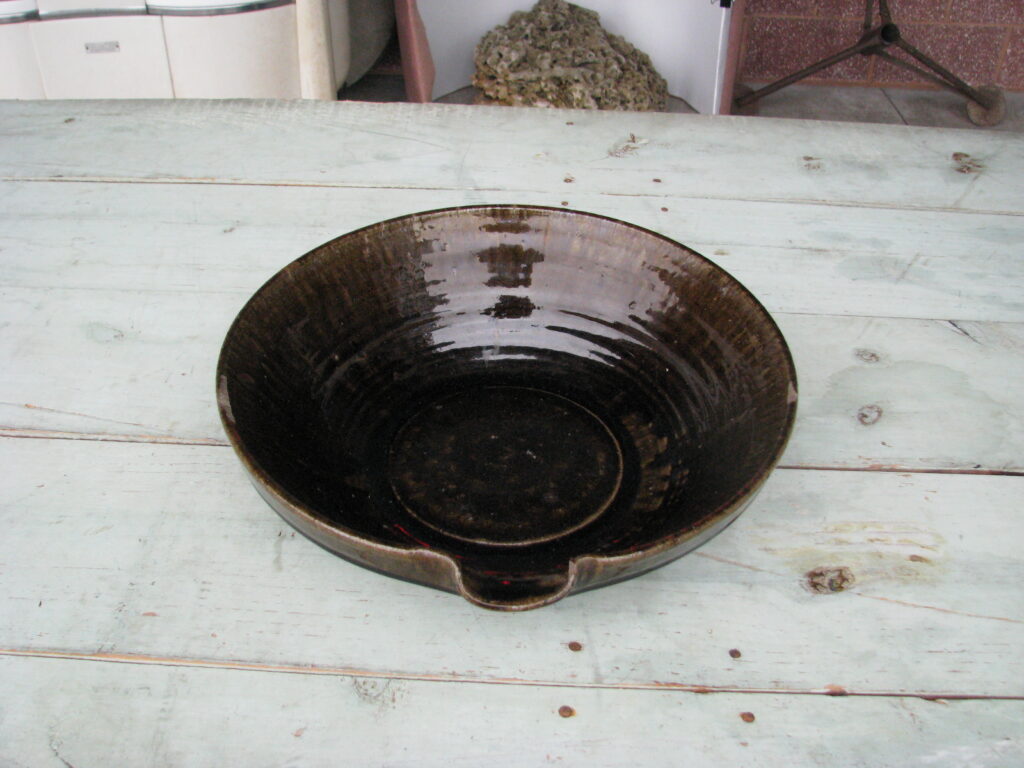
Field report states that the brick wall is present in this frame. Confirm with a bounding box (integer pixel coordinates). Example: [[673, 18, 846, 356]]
[[739, 0, 1024, 91]]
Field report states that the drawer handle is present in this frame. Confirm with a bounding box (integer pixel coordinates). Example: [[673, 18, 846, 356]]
[[84, 41, 120, 54]]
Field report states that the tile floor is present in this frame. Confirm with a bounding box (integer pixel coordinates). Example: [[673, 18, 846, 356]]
[[341, 71, 1023, 132]]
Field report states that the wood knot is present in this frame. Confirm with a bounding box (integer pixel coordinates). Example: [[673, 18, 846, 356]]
[[855, 348, 880, 363], [558, 705, 576, 718], [952, 152, 983, 174], [805, 566, 855, 594], [857, 404, 883, 425]]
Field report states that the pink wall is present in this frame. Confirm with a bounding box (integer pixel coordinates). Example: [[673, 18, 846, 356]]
[[738, 0, 1024, 91]]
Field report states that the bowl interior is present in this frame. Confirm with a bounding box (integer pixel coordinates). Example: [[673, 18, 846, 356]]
[[218, 206, 796, 599]]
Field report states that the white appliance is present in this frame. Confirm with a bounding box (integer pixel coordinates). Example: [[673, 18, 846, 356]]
[[0, 0, 391, 99], [0, 0, 46, 98], [32, 15, 175, 98], [161, 3, 302, 98]]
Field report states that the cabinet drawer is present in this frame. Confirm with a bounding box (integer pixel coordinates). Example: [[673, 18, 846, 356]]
[[31, 16, 172, 98]]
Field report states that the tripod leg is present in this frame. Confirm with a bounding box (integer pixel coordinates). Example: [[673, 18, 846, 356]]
[[735, 33, 881, 108], [874, 50, 965, 92], [895, 38, 994, 107], [877, 48, 1005, 127], [864, 0, 875, 30]]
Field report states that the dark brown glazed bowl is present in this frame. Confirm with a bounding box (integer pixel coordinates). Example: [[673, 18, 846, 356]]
[[217, 205, 797, 610]]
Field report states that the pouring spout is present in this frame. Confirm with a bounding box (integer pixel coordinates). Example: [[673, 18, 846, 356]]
[[456, 566, 576, 611]]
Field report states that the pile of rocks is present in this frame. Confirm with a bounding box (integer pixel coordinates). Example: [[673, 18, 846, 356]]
[[473, 0, 668, 112]]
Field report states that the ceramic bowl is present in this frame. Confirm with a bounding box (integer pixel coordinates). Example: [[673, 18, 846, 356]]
[[217, 205, 797, 610]]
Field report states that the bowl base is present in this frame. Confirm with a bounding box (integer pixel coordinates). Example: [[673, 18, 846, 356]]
[[387, 386, 624, 547]]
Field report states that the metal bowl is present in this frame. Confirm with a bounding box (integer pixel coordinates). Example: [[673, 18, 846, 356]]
[[217, 205, 797, 610]]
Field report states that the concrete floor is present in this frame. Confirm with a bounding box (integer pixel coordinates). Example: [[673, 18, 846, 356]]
[[340, 73, 1022, 131], [747, 83, 1024, 132]]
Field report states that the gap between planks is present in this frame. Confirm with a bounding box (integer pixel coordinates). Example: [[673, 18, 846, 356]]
[[3, 429, 1023, 477], [0, 428, 229, 447], [3, 175, 1023, 219], [2, 647, 1021, 702]]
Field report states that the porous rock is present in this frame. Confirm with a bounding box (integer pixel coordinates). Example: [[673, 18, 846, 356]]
[[473, 0, 668, 112]]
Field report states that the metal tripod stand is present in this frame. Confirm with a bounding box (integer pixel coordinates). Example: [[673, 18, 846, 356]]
[[734, 0, 1006, 126]]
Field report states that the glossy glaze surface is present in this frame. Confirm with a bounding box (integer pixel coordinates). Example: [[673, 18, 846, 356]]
[[217, 205, 798, 609]]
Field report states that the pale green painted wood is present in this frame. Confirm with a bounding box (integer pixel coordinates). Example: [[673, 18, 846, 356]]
[[2, 655, 1021, 768], [2, 437, 1021, 696], [0, 100, 1021, 214], [2, 286, 1020, 470], [1, 97, 1022, 768], [1, 181, 1022, 322]]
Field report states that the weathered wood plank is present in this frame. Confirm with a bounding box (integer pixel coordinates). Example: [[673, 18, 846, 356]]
[[2, 284, 1020, 471], [3, 655, 1020, 768], [2, 180, 1022, 322], [1, 100, 1021, 214], [2, 437, 1021, 696]]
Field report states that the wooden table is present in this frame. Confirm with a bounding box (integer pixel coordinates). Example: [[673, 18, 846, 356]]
[[1, 99, 1022, 766]]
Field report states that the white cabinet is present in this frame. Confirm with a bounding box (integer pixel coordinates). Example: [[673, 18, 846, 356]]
[[0, 22, 46, 98], [0, 0, 365, 100], [31, 16, 173, 98], [163, 5, 301, 98], [37, 0, 145, 15]]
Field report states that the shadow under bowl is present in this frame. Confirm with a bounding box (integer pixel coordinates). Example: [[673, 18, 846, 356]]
[[217, 205, 797, 610]]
